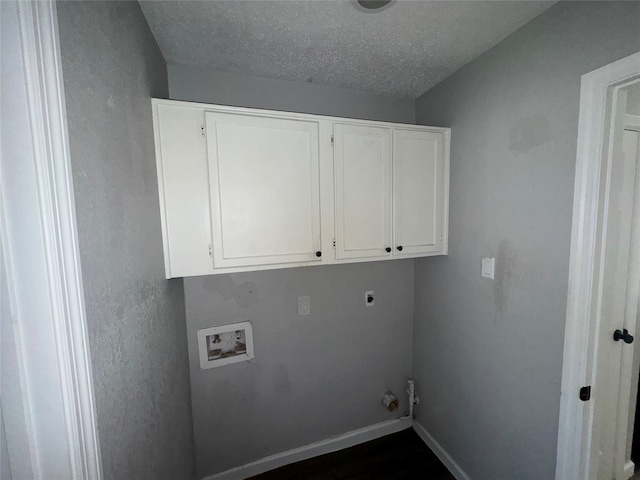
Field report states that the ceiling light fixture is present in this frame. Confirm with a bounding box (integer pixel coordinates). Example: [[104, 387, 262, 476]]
[[354, 0, 394, 13]]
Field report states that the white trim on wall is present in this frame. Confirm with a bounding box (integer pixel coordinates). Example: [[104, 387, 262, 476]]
[[2, 1, 102, 478], [413, 422, 471, 480], [202, 419, 472, 480], [203, 419, 412, 480], [556, 51, 640, 480]]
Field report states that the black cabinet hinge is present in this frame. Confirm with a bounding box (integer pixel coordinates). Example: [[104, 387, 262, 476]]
[[579, 386, 591, 402]]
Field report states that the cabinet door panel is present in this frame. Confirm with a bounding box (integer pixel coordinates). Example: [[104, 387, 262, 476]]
[[155, 104, 212, 278], [206, 112, 321, 268], [334, 124, 391, 259], [393, 129, 445, 255]]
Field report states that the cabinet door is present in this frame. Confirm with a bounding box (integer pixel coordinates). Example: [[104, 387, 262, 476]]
[[155, 103, 213, 278], [206, 112, 322, 268], [334, 124, 391, 260], [393, 129, 446, 256]]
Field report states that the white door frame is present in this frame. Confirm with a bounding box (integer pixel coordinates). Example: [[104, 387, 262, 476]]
[[1, 0, 101, 478], [556, 51, 640, 480]]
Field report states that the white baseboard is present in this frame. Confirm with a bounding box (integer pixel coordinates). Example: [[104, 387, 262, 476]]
[[413, 421, 471, 480], [203, 418, 412, 480]]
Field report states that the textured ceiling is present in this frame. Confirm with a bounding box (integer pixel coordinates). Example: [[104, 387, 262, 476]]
[[140, 0, 554, 98]]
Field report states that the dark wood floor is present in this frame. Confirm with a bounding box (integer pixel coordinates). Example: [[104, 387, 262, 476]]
[[248, 428, 455, 480]]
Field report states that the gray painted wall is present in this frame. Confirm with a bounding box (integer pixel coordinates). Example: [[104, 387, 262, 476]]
[[169, 67, 416, 477], [168, 65, 416, 123], [56, 2, 195, 479], [185, 262, 414, 477], [413, 2, 640, 480]]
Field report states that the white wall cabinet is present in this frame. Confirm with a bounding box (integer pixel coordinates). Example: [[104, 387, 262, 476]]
[[152, 99, 449, 278], [393, 129, 447, 256], [154, 103, 212, 278], [206, 112, 322, 268], [334, 123, 392, 260]]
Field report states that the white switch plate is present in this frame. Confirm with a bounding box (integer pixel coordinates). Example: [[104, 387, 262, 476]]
[[298, 296, 311, 316], [481, 257, 496, 280], [365, 290, 375, 307]]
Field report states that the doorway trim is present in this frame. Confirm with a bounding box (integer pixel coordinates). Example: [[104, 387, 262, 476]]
[[556, 51, 640, 480], [2, 0, 102, 477]]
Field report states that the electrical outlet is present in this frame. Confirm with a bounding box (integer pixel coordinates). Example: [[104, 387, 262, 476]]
[[365, 290, 375, 307], [298, 296, 311, 316]]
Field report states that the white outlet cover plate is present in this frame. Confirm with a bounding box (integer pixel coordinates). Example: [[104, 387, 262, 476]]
[[481, 257, 496, 280], [298, 295, 311, 316]]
